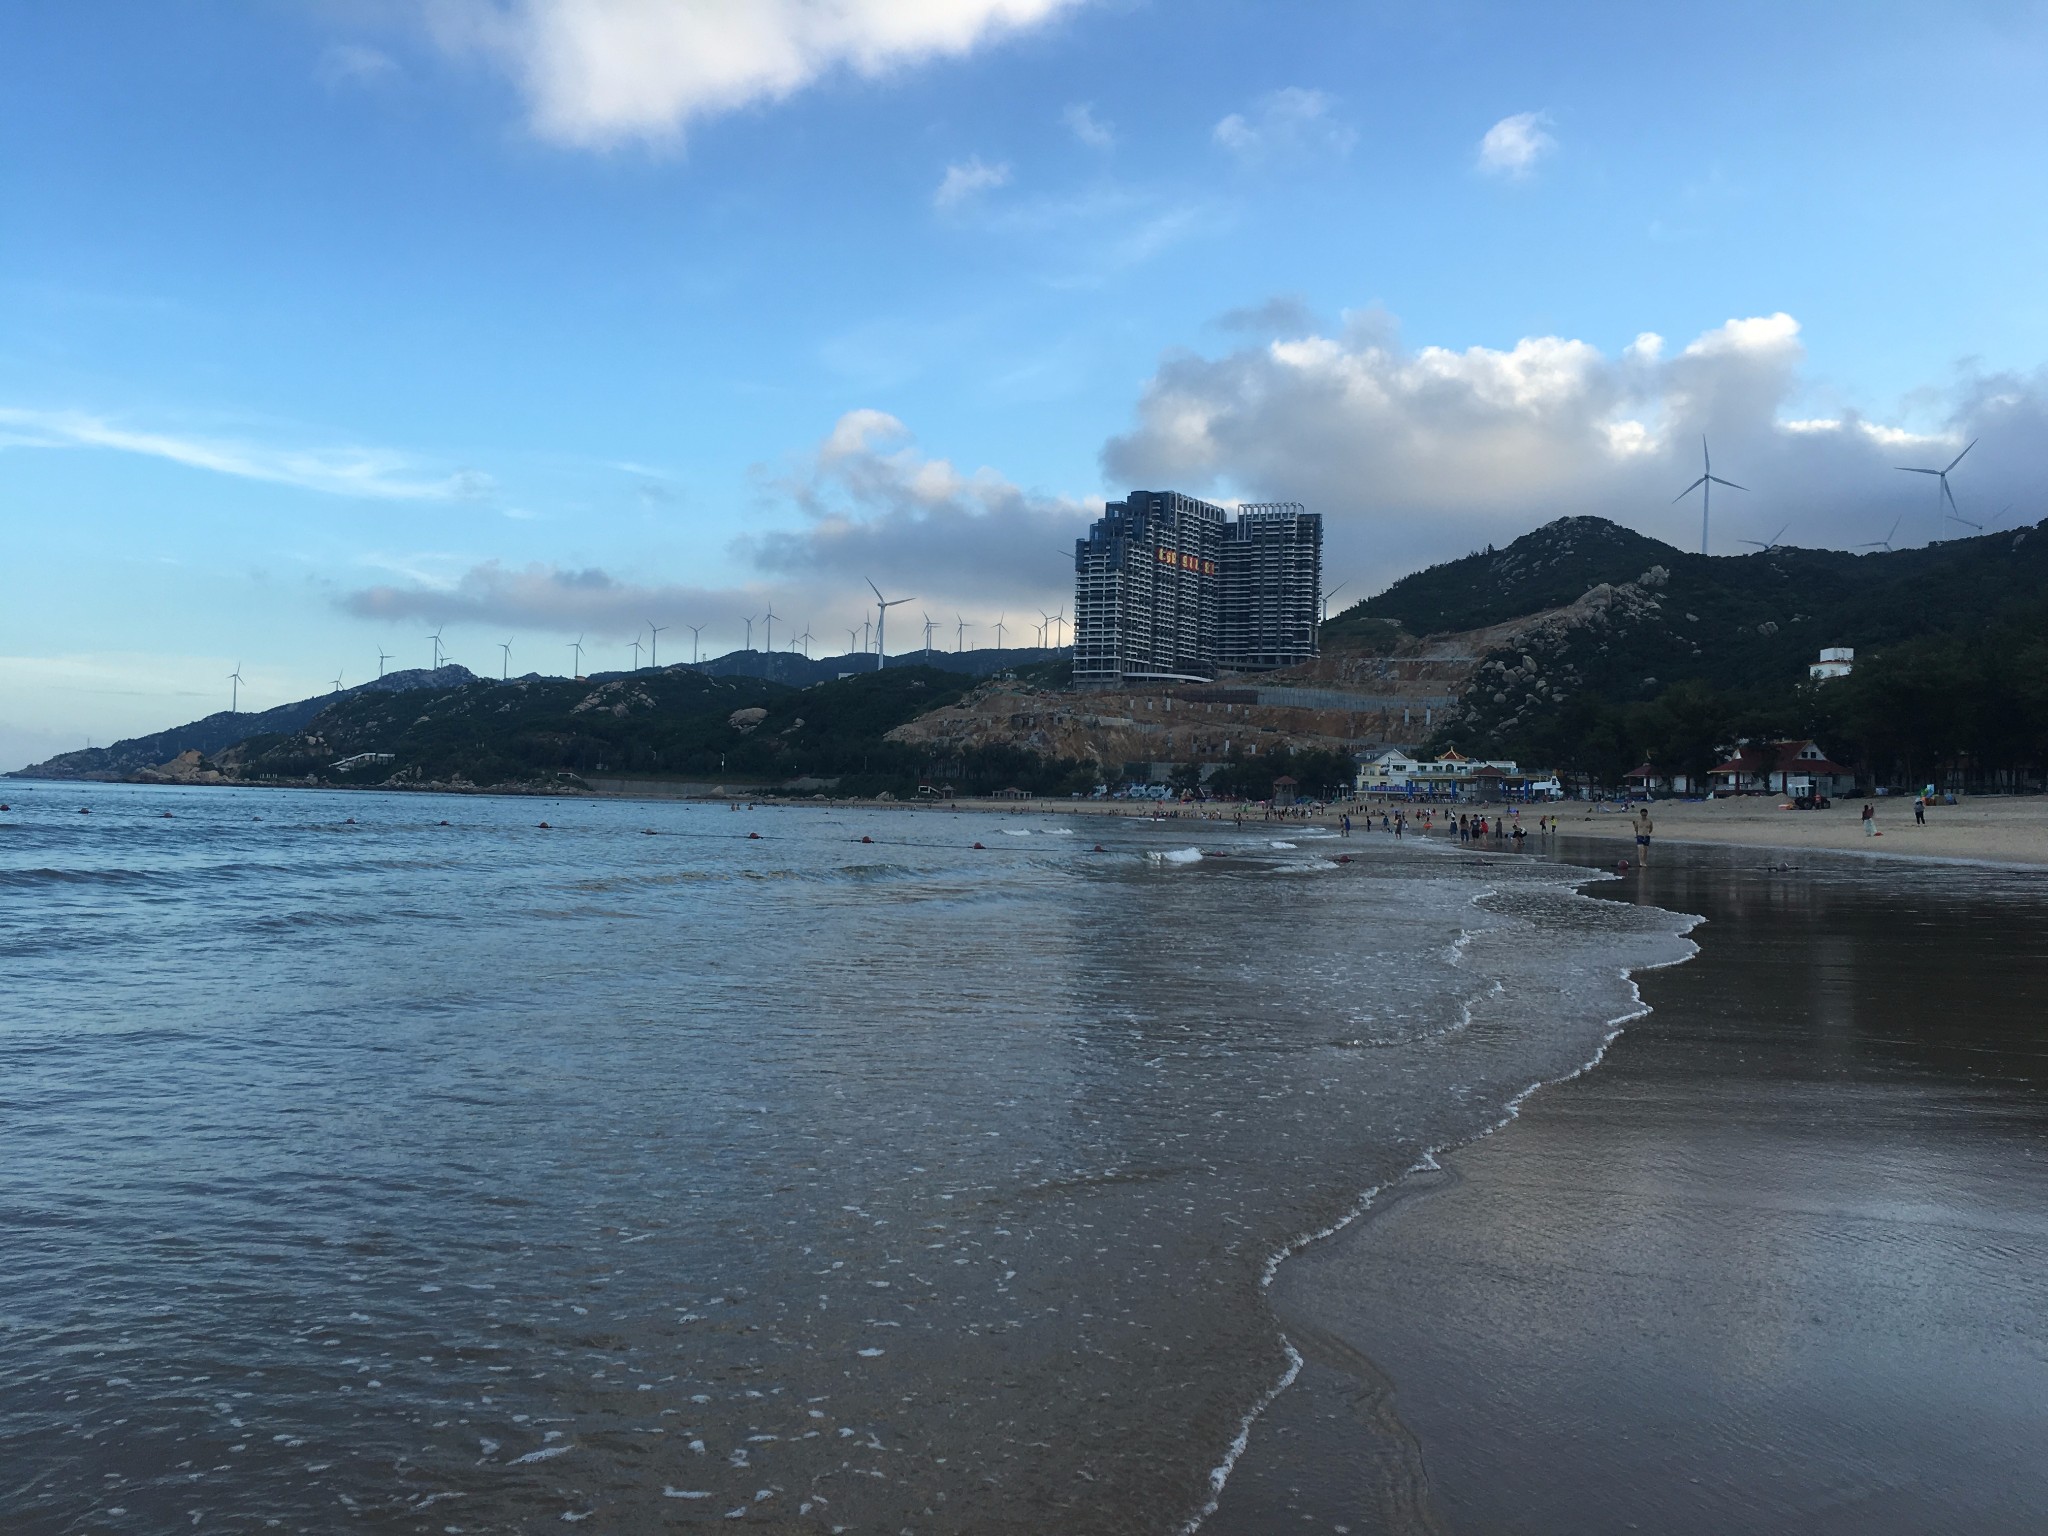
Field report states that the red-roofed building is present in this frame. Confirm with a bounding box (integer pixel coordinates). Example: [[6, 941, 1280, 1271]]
[[1709, 740, 1854, 797]]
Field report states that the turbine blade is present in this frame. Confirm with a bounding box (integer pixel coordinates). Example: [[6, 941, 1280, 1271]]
[[866, 577, 884, 602], [1945, 438, 1977, 473], [1672, 476, 1707, 502], [1708, 476, 1746, 491], [1896, 466, 1938, 475]]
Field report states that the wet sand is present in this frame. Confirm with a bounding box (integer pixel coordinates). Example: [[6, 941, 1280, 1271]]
[[1206, 839, 2048, 1535]]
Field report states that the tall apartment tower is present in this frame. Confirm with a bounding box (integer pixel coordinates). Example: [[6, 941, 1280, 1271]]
[[1072, 491, 1321, 685], [1221, 503, 1322, 671]]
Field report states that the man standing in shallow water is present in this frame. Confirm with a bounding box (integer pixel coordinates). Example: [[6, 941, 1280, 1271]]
[[1634, 805, 1654, 863]]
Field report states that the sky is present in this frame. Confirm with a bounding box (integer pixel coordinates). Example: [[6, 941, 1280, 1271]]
[[5, 0, 2048, 768]]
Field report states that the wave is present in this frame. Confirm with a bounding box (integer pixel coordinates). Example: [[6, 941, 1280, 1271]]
[[1181, 871, 1705, 1535], [1147, 847, 1204, 865]]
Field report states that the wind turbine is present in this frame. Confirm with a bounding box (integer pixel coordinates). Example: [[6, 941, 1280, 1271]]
[[331, 670, 343, 695], [499, 639, 512, 679], [427, 627, 446, 669], [1053, 607, 1068, 647], [798, 627, 814, 659], [1857, 517, 1902, 552], [1319, 581, 1349, 625], [647, 621, 667, 669], [227, 664, 244, 714], [742, 614, 756, 652], [1738, 523, 1791, 552], [847, 626, 861, 656], [866, 579, 913, 671], [956, 614, 973, 652], [687, 623, 704, 663], [993, 613, 1008, 650], [629, 636, 643, 669], [1673, 437, 1745, 556], [1897, 438, 1976, 527], [761, 605, 779, 655], [376, 648, 392, 679], [568, 635, 585, 678]]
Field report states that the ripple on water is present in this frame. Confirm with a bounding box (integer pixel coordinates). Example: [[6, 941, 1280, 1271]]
[[0, 787, 1700, 1534]]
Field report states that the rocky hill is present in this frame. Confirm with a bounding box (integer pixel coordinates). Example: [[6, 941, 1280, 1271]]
[[12, 665, 478, 780], [21, 515, 2042, 797], [694, 645, 1058, 686]]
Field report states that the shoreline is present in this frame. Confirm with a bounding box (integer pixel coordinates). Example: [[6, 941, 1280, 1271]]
[[12, 773, 2048, 870], [1189, 845, 1705, 1533], [1205, 838, 2048, 1533]]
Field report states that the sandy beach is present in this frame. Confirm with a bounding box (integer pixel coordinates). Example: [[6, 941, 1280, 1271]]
[[1553, 792, 2048, 867], [660, 787, 2048, 869]]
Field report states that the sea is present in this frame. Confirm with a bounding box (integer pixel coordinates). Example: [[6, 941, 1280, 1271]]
[[0, 783, 1698, 1534]]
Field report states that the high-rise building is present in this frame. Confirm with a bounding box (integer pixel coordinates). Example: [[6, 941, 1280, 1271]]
[[1221, 503, 1321, 671], [1072, 491, 1321, 684]]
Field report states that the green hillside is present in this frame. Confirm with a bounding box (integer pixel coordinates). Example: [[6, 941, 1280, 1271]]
[[226, 664, 1092, 798], [1341, 515, 2048, 788]]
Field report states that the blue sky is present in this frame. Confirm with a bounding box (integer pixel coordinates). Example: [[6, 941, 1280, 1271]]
[[5, 0, 2048, 766]]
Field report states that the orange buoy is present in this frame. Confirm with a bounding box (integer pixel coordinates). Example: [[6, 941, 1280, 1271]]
[[1092, 844, 1106, 852], [747, 831, 762, 839], [538, 821, 552, 829], [79, 808, 90, 814], [860, 835, 873, 844], [972, 841, 985, 849]]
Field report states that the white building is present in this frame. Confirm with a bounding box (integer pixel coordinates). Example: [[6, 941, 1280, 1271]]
[[1354, 746, 1422, 791], [1809, 646, 1854, 681], [1357, 747, 1526, 798]]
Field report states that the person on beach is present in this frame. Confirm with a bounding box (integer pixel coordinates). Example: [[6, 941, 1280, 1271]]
[[1634, 805, 1653, 863], [1862, 802, 1877, 837], [1914, 796, 1926, 826], [1341, 813, 1351, 836]]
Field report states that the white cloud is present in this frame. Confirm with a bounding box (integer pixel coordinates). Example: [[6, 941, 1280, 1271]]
[[1062, 101, 1113, 148], [934, 155, 1012, 208], [337, 411, 1089, 647], [1213, 87, 1355, 164], [0, 406, 493, 502], [741, 409, 1090, 607], [430, 0, 1087, 149], [319, 43, 401, 89], [1101, 309, 2048, 578], [1477, 111, 1556, 177], [343, 559, 735, 636]]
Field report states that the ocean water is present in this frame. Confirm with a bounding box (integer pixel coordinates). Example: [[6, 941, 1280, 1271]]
[[0, 784, 1697, 1534]]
